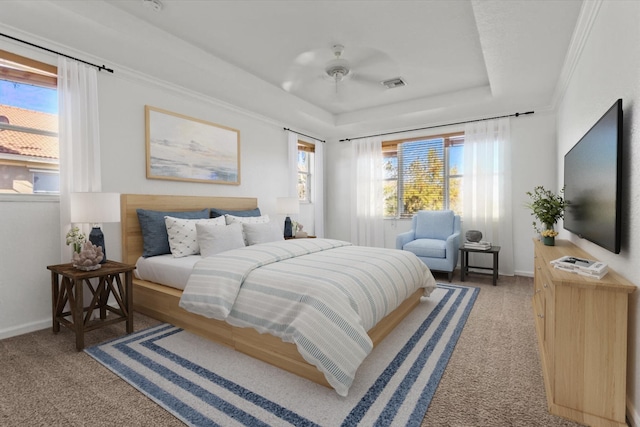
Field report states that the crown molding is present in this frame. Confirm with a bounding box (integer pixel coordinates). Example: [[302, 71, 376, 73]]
[[551, 0, 602, 110]]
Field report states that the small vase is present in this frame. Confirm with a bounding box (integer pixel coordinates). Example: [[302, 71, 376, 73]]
[[543, 236, 555, 246]]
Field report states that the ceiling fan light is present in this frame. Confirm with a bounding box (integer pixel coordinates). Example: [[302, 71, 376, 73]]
[[327, 66, 349, 82], [325, 59, 350, 82]]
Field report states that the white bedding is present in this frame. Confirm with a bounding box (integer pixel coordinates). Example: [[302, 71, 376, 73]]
[[179, 238, 436, 396], [135, 254, 200, 290]]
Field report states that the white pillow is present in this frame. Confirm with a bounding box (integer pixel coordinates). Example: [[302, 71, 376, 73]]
[[164, 216, 225, 257], [225, 214, 271, 244], [242, 221, 284, 245], [197, 222, 245, 257], [224, 214, 270, 225]]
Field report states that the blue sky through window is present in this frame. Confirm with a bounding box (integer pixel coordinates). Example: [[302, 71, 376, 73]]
[[450, 144, 463, 172], [0, 79, 58, 113]]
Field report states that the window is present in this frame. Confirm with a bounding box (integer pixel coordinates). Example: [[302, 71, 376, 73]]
[[297, 141, 314, 202], [383, 132, 463, 218], [0, 49, 58, 194]]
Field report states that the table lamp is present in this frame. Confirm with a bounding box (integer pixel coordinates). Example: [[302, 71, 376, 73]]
[[70, 192, 121, 263], [277, 197, 300, 238]]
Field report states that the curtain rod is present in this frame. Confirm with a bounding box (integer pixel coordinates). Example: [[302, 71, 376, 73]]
[[339, 111, 534, 142], [0, 32, 114, 73], [283, 127, 326, 143]]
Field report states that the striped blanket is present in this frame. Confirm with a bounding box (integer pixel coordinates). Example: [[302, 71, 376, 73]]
[[179, 238, 436, 396]]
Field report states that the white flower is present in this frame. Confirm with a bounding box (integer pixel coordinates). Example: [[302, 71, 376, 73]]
[[66, 226, 86, 248]]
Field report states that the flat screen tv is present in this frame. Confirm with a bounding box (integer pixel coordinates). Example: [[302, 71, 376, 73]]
[[563, 98, 622, 254]]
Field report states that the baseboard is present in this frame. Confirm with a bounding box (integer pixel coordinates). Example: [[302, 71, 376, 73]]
[[514, 269, 533, 278], [0, 318, 49, 340], [628, 396, 639, 427], [1, 300, 118, 341]]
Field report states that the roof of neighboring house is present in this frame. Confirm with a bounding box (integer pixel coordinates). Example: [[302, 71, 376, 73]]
[[0, 104, 58, 160]]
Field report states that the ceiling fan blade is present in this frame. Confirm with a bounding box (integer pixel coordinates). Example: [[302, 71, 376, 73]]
[[348, 47, 397, 74], [292, 48, 333, 68], [347, 76, 386, 97], [282, 70, 324, 93], [282, 44, 399, 109]]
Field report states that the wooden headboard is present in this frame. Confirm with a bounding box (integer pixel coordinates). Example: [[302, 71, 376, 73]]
[[120, 194, 258, 265]]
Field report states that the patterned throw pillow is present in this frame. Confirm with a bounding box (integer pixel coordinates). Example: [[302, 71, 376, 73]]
[[164, 216, 226, 257], [137, 208, 209, 257]]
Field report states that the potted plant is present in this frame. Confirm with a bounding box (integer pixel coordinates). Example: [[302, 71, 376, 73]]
[[525, 186, 567, 245]]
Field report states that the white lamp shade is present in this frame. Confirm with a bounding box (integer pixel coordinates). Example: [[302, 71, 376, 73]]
[[277, 197, 300, 215], [70, 192, 121, 224]]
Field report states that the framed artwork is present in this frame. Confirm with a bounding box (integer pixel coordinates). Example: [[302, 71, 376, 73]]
[[145, 105, 240, 185]]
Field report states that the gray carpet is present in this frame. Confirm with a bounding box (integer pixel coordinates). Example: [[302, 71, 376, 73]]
[[0, 273, 583, 426]]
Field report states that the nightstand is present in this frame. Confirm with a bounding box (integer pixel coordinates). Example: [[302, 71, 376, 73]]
[[47, 260, 136, 350], [459, 245, 501, 285]]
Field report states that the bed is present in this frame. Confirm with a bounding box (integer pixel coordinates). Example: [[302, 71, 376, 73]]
[[121, 193, 436, 395]]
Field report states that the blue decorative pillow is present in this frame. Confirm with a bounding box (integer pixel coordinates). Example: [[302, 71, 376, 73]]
[[137, 208, 209, 257], [210, 207, 261, 218]]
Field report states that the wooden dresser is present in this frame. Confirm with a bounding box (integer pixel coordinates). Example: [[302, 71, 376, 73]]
[[532, 239, 635, 427]]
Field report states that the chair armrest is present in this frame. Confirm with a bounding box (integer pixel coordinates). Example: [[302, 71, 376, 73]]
[[445, 231, 461, 262], [396, 230, 416, 249]]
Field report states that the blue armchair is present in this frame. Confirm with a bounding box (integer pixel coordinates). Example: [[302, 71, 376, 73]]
[[396, 210, 461, 281]]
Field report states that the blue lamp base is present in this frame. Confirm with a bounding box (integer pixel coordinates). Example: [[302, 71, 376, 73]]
[[89, 226, 107, 263], [283, 216, 293, 238]]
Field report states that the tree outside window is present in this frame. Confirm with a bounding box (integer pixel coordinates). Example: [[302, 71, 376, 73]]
[[383, 133, 463, 217]]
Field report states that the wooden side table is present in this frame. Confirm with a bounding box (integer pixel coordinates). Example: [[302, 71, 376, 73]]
[[459, 245, 501, 285], [47, 261, 136, 350]]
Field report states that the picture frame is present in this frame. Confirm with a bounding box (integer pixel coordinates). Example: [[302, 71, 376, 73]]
[[145, 105, 241, 185]]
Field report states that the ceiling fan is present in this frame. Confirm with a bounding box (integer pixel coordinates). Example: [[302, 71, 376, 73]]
[[324, 44, 351, 91], [282, 43, 399, 100]]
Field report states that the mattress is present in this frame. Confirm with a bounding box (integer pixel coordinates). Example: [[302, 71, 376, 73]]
[[134, 254, 200, 290]]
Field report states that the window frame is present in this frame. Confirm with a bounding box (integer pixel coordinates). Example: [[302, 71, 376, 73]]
[[0, 49, 59, 196], [382, 131, 464, 218], [297, 140, 314, 203]]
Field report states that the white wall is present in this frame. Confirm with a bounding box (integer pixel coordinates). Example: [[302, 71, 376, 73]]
[[510, 111, 558, 275], [0, 197, 60, 338], [556, 1, 639, 422], [324, 112, 558, 277], [97, 71, 296, 262]]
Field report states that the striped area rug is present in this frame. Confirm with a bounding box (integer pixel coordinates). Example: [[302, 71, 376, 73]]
[[86, 284, 478, 427]]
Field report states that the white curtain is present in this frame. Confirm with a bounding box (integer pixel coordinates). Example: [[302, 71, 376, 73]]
[[463, 118, 514, 275], [313, 141, 325, 237], [350, 136, 384, 247], [286, 131, 298, 198], [58, 57, 101, 263]]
